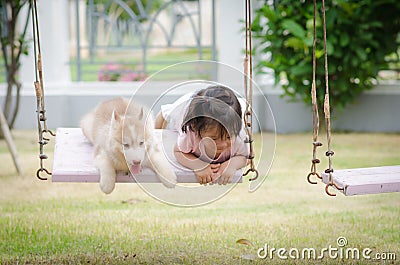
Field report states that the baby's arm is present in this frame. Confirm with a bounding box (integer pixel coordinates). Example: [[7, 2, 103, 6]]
[[215, 155, 248, 185], [174, 144, 219, 184], [155, 111, 166, 129]]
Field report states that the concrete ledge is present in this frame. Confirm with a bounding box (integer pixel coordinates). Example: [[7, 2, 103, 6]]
[[260, 83, 400, 133], [330, 84, 400, 132]]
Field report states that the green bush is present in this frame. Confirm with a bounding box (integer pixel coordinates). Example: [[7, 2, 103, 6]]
[[252, 0, 400, 110]]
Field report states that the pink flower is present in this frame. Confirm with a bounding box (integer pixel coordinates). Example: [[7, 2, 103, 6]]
[[120, 72, 138, 81], [98, 72, 111, 81], [97, 62, 146, 82], [105, 63, 120, 72]]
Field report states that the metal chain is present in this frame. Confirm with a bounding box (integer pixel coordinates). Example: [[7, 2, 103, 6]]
[[31, 0, 55, 181], [242, 0, 258, 181]]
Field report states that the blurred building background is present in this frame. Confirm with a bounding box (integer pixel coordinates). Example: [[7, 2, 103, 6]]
[[1, 0, 399, 133]]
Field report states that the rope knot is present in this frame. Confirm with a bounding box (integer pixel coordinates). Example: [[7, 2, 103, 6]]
[[325, 150, 334, 156], [313, 141, 323, 147]]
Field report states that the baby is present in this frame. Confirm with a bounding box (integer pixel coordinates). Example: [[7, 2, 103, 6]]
[[156, 85, 249, 185]]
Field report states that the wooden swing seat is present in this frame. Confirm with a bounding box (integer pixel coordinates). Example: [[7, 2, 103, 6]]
[[321, 166, 400, 196], [52, 128, 242, 183]]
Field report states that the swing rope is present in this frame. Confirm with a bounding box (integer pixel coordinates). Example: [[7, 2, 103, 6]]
[[243, 0, 258, 181], [307, 0, 322, 185], [31, 0, 54, 181], [321, 0, 343, 196], [307, 0, 343, 196]]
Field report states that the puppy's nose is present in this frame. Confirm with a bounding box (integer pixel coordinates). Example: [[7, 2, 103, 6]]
[[132, 160, 141, 165]]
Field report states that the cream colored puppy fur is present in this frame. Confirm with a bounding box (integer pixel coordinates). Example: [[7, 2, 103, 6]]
[[81, 97, 177, 194]]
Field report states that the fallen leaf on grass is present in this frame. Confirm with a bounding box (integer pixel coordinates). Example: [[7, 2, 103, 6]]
[[236, 240, 257, 261], [236, 238, 255, 248]]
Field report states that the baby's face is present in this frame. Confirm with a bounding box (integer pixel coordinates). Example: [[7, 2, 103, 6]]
[[200, 126, 232, 159]]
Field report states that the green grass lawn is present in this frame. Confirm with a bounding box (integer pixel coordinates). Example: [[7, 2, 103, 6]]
[[0, 130, 399, 264]]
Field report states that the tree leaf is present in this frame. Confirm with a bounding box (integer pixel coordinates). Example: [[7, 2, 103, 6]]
[[258, 59, 274, 68], [291, 64, 311, 76], [355, 48, 367, 61], [261, 5, 277, 22], [251, 0, 399, 112], [316, 49, 324, 59], [236, 239, 255, 248], [284, 37, 304, 50], [326, 41, 334, 55], [282, 19, 305, 38], [340, 33, 349, 47], [303, 36, 313, 47], [369, 21, 383, 28]]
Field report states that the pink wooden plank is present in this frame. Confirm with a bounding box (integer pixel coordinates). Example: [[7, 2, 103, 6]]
[[52, 128, 242, 183], [322, 166, 400, 196]]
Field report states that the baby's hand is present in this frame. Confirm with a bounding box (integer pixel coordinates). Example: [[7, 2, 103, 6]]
[[194, 163, 220, 185], [214, 161, 236, 185]]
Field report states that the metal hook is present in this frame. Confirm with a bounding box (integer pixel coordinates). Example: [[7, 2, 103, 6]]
[[308, 162, 322, 184], [307, 172, 321, 185], [325, 182, 344, 197], [36, 168, 51, 181], [243, 168, 259, 181], [43, 129, 56, 137]]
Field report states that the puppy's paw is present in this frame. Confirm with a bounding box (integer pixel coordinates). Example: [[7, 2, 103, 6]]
[[95, 154, 117, 194], [99, 175, 116, 194], [100, 181, 115, 194], [160, 173, 177, 188], [148, 151, 177, 188]]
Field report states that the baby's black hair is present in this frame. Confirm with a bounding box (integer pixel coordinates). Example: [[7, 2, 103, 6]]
[[181, 85, 242, 139]]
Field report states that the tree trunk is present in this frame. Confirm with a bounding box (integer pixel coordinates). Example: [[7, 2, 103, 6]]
[[0, 1, 31, 175], [0, 108, 23, 176], [0, 1, 31, 131]]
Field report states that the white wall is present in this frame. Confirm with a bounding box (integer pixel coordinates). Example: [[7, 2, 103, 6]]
[[216, 0, 245, 85], [2, 82, 400, 133]]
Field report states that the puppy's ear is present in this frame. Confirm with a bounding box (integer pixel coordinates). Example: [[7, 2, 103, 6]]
[[138, 107, 143, 121], [110, 110, 120, 126]]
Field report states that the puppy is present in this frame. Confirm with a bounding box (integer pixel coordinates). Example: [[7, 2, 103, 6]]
[[81, 97, 177, 194]]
